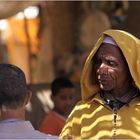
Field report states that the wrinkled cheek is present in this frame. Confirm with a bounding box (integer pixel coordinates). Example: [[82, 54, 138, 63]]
[[97, 68, 118, 90], [109, 71, 117, 88]]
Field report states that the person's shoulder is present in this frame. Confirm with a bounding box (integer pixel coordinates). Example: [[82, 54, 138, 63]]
[[75, 99, 92, 109], [68, 99, 92, 116], [0, 131, 59, 139], [42, 111, 61, 122]]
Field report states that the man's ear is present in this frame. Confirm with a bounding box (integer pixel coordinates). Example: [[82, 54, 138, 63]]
[[25, 90, 32, 105]]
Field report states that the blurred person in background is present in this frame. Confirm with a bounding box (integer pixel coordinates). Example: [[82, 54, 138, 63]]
[[40, 77, 76, 136], [60, 29, 140, 139], [0, 64, 58, 139]]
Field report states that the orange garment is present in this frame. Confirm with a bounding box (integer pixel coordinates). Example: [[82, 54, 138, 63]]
[[39, 111, 66, 136]]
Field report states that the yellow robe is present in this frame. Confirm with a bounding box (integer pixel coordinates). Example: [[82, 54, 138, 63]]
[[60, 30, 140, 139]]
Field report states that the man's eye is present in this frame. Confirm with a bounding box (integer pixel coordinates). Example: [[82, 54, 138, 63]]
[[108, 61, 116, 67]]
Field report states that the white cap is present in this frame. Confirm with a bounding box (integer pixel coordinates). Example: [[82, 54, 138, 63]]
[[102, 36, 117, 46]]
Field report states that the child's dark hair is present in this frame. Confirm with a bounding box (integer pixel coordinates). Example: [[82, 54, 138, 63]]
[[51, 77, 74, 96]]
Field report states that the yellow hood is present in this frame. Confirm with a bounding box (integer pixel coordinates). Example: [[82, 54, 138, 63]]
[[81, 29, 140, 100]]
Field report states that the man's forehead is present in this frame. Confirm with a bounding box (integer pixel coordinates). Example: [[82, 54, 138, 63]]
[[98, 43, 121, 54]]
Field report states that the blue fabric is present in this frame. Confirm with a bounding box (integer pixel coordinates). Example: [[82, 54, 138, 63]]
[[0, 119, 58, 139]]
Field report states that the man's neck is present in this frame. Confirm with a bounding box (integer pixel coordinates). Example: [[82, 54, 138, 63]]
[[110, 84, 133, 98], [0, 107, 25, 121]]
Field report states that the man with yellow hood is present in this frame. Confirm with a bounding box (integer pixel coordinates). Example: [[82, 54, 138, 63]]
[[60, 29, 140, 139]]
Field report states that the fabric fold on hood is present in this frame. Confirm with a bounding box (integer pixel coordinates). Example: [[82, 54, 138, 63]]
[[81, 29, 140, 100]]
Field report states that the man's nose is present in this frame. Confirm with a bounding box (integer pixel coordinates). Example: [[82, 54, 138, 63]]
[[98, 63, 108, 75]]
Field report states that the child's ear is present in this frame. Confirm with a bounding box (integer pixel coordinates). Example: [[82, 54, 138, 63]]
[[51, 94, 55, 102]]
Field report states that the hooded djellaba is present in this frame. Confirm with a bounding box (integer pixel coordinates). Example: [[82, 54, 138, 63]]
[[60, 29, 140, 139]]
